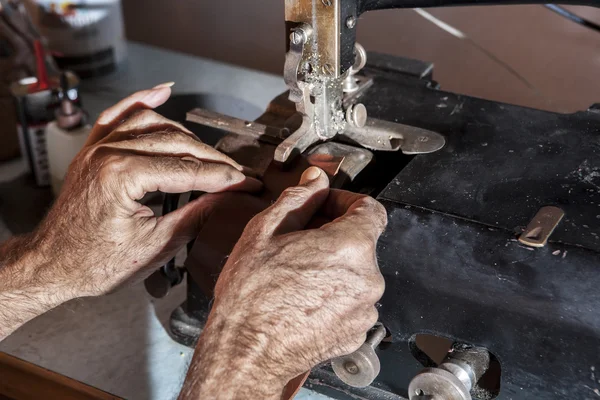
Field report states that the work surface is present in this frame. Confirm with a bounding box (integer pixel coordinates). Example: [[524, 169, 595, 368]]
[[0, 42, 328, 400]]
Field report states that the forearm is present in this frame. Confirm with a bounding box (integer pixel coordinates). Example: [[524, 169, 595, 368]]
[[0, 235, 72, 341], [179, 309, 287, 400]]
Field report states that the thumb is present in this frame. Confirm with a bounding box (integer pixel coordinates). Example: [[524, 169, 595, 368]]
[[155, 193, 225, 245], [265, 166, 330, 235]]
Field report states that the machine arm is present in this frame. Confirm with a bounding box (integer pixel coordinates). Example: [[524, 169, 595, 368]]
[[359, 0, 600, 12]]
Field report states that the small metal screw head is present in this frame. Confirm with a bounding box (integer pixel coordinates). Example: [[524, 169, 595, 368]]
[[346, 16, 357, 29], [322, 0, 332, 6], [322, 63, 335, 76], [345, 361, 359, 374], [291, 30, 304, 45]]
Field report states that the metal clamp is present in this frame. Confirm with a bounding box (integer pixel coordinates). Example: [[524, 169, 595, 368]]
[[519, 206, 565, 248]]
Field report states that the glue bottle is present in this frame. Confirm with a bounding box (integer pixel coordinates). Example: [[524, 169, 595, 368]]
[[46, 73, 91, 196]]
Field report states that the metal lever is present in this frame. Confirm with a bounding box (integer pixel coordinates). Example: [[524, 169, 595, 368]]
[[284, 24, 313, 103], [343, 118, 446, 154], [331, 323, 387, 388]]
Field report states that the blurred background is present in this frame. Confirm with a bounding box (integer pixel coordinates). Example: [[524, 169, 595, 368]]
[[121, 2, 600, 113]]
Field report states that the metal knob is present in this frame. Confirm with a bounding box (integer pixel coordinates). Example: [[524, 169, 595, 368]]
[[408, 346, 490, 400], [409, 366, 472, 400], [332, 323, 386, 388]]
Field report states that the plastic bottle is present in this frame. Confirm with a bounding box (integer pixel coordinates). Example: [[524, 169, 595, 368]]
[[46, 74, 91, 196]]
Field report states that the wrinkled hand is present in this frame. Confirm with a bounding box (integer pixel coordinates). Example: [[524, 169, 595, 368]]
[[32, 85, 261, 299], [187, 167, 387, 398]]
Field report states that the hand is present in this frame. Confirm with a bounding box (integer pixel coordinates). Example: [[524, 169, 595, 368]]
[[30, 85, 261, 299], [181, 167, 387, 399]]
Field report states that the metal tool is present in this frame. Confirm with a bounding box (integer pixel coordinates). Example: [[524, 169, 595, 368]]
[[279, 0, 445, 164], [409, 346, 490, 400], [331, 323, 387, 388]]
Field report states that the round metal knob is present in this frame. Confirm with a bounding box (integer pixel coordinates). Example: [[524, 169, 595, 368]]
[[408, 368, 472, 400], [346, 103, 368, 128], [331, 342, 381, 388], [332, 323, 386, 388]]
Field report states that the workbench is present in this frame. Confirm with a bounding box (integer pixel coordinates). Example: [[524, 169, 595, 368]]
[[0, 42, 328, 400]]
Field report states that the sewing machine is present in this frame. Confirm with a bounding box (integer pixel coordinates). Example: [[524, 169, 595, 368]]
[[144, 1, 600, 399]]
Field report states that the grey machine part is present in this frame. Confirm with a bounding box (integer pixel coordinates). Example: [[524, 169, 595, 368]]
[[408, 345, 491, 400], [331, 323, 388, 388]]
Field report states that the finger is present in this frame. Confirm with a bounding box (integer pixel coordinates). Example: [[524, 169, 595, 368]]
[[100, 109, 194, 143], [321, 190, 369, 220], [321, 193, 388, 241], [155, 193, 225, 245], [102, 153, 262, 204], [260, 167, 330, 236], [87, 85, 173, 145], [96, 119, 243, 171]]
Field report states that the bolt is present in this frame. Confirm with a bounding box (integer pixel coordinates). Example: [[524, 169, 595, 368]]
[[346, 16, 356, 29], [346, 103, 368, 128], [322, 0, 332, 6]]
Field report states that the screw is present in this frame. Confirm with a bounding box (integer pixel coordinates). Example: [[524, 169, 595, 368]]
[[291, 30, 304, 45], [322, 0, 332, 6], [345, 361, 359, 375], [346, 16, 356, 29], [346, 103, 368, 128]]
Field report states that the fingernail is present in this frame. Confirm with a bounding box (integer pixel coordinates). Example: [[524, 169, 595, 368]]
[[300, 167, 322, 184], [153, 81, 175, 89]]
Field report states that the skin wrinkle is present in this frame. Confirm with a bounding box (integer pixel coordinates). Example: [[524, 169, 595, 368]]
[[0, 89, 388, 399], [181, 168, 387, 399], [0, 88, 263, 339]]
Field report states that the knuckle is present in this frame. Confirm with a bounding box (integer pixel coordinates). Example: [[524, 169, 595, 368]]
[[357, 197, 387, 217], [363, 308, 380, 329], [343, 333, 367, 355], [281, 186, 311, 203], [176, 157, 204, 175], [368, 273, 386, 301], [132, 108, 160, 121], [98, 154, 130, 180], [342, 234, 373, 255], [246, 211, 269, 231]]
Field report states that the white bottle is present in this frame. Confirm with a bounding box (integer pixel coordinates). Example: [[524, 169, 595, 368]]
[[46, 80, 91, 196]]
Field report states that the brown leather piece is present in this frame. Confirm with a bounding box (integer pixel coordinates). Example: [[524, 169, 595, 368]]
[[281, 371, 311, 400]]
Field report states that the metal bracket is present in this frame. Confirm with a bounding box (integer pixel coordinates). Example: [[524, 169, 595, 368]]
[[518, 206, 565, 248], [284, 24, 313, 103], [343, 118, 446, 154]]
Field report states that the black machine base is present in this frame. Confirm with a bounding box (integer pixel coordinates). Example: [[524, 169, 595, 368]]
[[171, 53, 600, 400]]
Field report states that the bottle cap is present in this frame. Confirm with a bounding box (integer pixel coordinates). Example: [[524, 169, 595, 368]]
[[56, 73, 85, 130]]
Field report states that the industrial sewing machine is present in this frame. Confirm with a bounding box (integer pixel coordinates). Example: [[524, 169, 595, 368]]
[[144, 1, 600, 399]]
